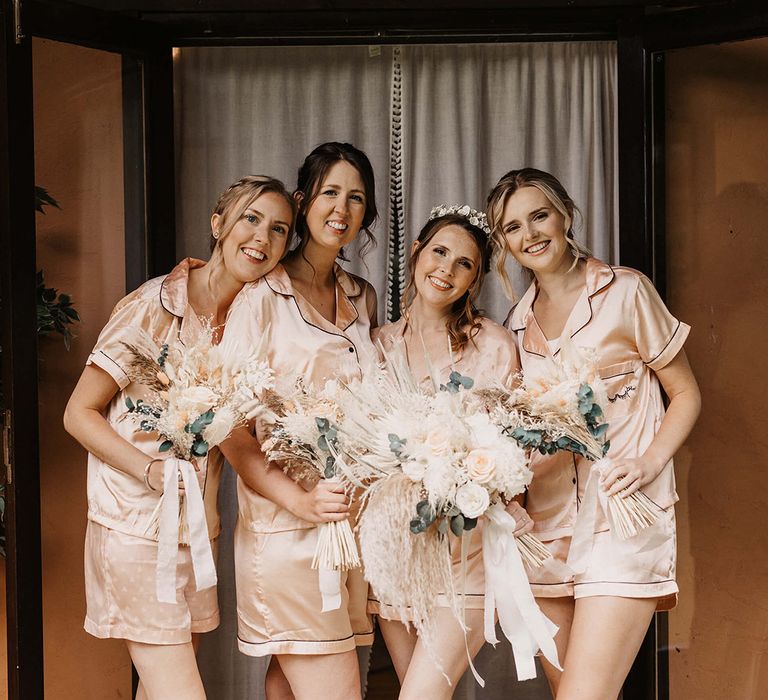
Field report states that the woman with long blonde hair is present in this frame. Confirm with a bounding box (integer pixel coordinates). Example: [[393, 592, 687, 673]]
[[487, 168, 701, 700], [65, 175, 296, 699]]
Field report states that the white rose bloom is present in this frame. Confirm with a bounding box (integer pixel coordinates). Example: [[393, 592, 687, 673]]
[[202, 405, 238, 447], [455, 482, 490, 519], [464, 448, 497, 484], [425, 425, 454, 456], [402, 460, 427, 482], [465, 413, 502, 449], [173, 386, 219, 420]]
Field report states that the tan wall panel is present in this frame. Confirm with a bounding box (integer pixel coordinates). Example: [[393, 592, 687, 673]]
[[32, 38, 131, 699], [666, 38, 768, 700]]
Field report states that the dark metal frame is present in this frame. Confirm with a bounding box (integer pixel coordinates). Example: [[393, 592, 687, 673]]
[[2, 0, 768, 697], [0, 6, 43, 698]]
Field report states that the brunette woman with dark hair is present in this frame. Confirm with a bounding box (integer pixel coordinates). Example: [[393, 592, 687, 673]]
[[222, 142, 379, 700]]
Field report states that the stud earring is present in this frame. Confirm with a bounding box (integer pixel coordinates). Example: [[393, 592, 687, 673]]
[[213, 229, 220, 239]]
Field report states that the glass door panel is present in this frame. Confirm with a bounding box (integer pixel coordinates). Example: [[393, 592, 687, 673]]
[[31, 37, 130, 699], [664, 36, 768, 700]]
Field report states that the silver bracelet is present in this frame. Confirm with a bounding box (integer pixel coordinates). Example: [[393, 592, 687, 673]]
[[143, 458, 163, 492]]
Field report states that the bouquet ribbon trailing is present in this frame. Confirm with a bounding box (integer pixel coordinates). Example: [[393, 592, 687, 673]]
[[318, 560, 342, 612], [156, 458, 217, 604], [482, 503, 561, 681], [566, 458, 665, 575]]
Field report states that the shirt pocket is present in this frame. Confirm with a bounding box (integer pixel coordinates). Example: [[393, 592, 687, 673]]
[[599, 360, 641, 417]]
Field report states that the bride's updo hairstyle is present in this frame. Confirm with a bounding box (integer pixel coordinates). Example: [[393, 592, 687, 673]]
[[402, 213, 492, 354], [292, 141, 379, 260], [486, 167, 590, 301]]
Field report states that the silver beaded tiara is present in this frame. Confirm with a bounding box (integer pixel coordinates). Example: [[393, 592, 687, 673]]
[[428, 204, 491, 236]]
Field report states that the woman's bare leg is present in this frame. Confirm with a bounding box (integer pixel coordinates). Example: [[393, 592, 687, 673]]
[[535, 597, 575, 697], [134, 632, 204, 700], [265, 656, 296, 700], [127, 640, 205, 700], [397, 608, 486, 700], [378, 618, 419, 683], [277, 651, 362, 700], [556, 596, 656, 700]]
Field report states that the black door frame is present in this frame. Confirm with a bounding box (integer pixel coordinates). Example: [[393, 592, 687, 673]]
[[0, 1, 175, 697]]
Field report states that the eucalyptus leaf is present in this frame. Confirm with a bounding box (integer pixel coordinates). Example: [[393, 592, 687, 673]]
[[192, 439, 209, 457], [410, 518, 426, 535], [416, 500, 434, 520], [450, 514, 465, 537]]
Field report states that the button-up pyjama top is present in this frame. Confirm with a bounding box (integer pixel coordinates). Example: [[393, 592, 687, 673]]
[[85, 258, 245, 642], [231, 263, 378, 656], [506, 257, 690, 607]]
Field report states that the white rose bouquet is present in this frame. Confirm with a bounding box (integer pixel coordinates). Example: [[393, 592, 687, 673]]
[[484, 334, 657, 540], [119, 324, 274, 602], [329, 347, 560, 682], [259, 379, 361, 612]]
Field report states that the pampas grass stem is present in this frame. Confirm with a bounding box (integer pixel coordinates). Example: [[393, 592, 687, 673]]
[[516, 533, 553, 568], [312, 520, 361, 571], [608, 490, 659, 540]]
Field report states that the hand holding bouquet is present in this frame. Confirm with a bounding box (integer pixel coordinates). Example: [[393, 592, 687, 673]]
[[484, 334, 658, 540], [260, 380, 361, 593], [120, 324, 274, 602]]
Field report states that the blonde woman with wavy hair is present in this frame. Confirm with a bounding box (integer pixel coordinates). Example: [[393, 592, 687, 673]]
[[64, 175, 296, 699], [371, 207, 534, 699], [487, 168, 700, 700]]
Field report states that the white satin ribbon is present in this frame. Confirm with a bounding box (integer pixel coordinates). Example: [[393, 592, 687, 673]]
[[566, 458, 667, 575], [565, 458, 611, 575], [482, 503, 561, 681], [318, 566, 342, 612], [156, 458, 217, 604]]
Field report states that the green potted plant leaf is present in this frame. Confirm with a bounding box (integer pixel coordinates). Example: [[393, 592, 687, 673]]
[[0, 187, 81, 556]]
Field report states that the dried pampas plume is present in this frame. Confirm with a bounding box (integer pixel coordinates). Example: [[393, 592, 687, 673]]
[[120, 341, 167, 392], [359, 474, 453, 667]]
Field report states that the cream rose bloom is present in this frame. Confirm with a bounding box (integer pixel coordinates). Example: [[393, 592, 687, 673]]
[[172, 386, 218, 421], [464, 449, 497, 484], [426, 425, 454, 456], [402, 460, 427, 482], [455, 482, 490, 519]]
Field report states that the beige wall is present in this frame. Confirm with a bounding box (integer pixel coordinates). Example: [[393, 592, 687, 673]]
[[32, 38, 130, 698], [666, 38, 768, 700]]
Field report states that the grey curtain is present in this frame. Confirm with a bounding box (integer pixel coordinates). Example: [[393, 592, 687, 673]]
[[174, 41, 617, 700]]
